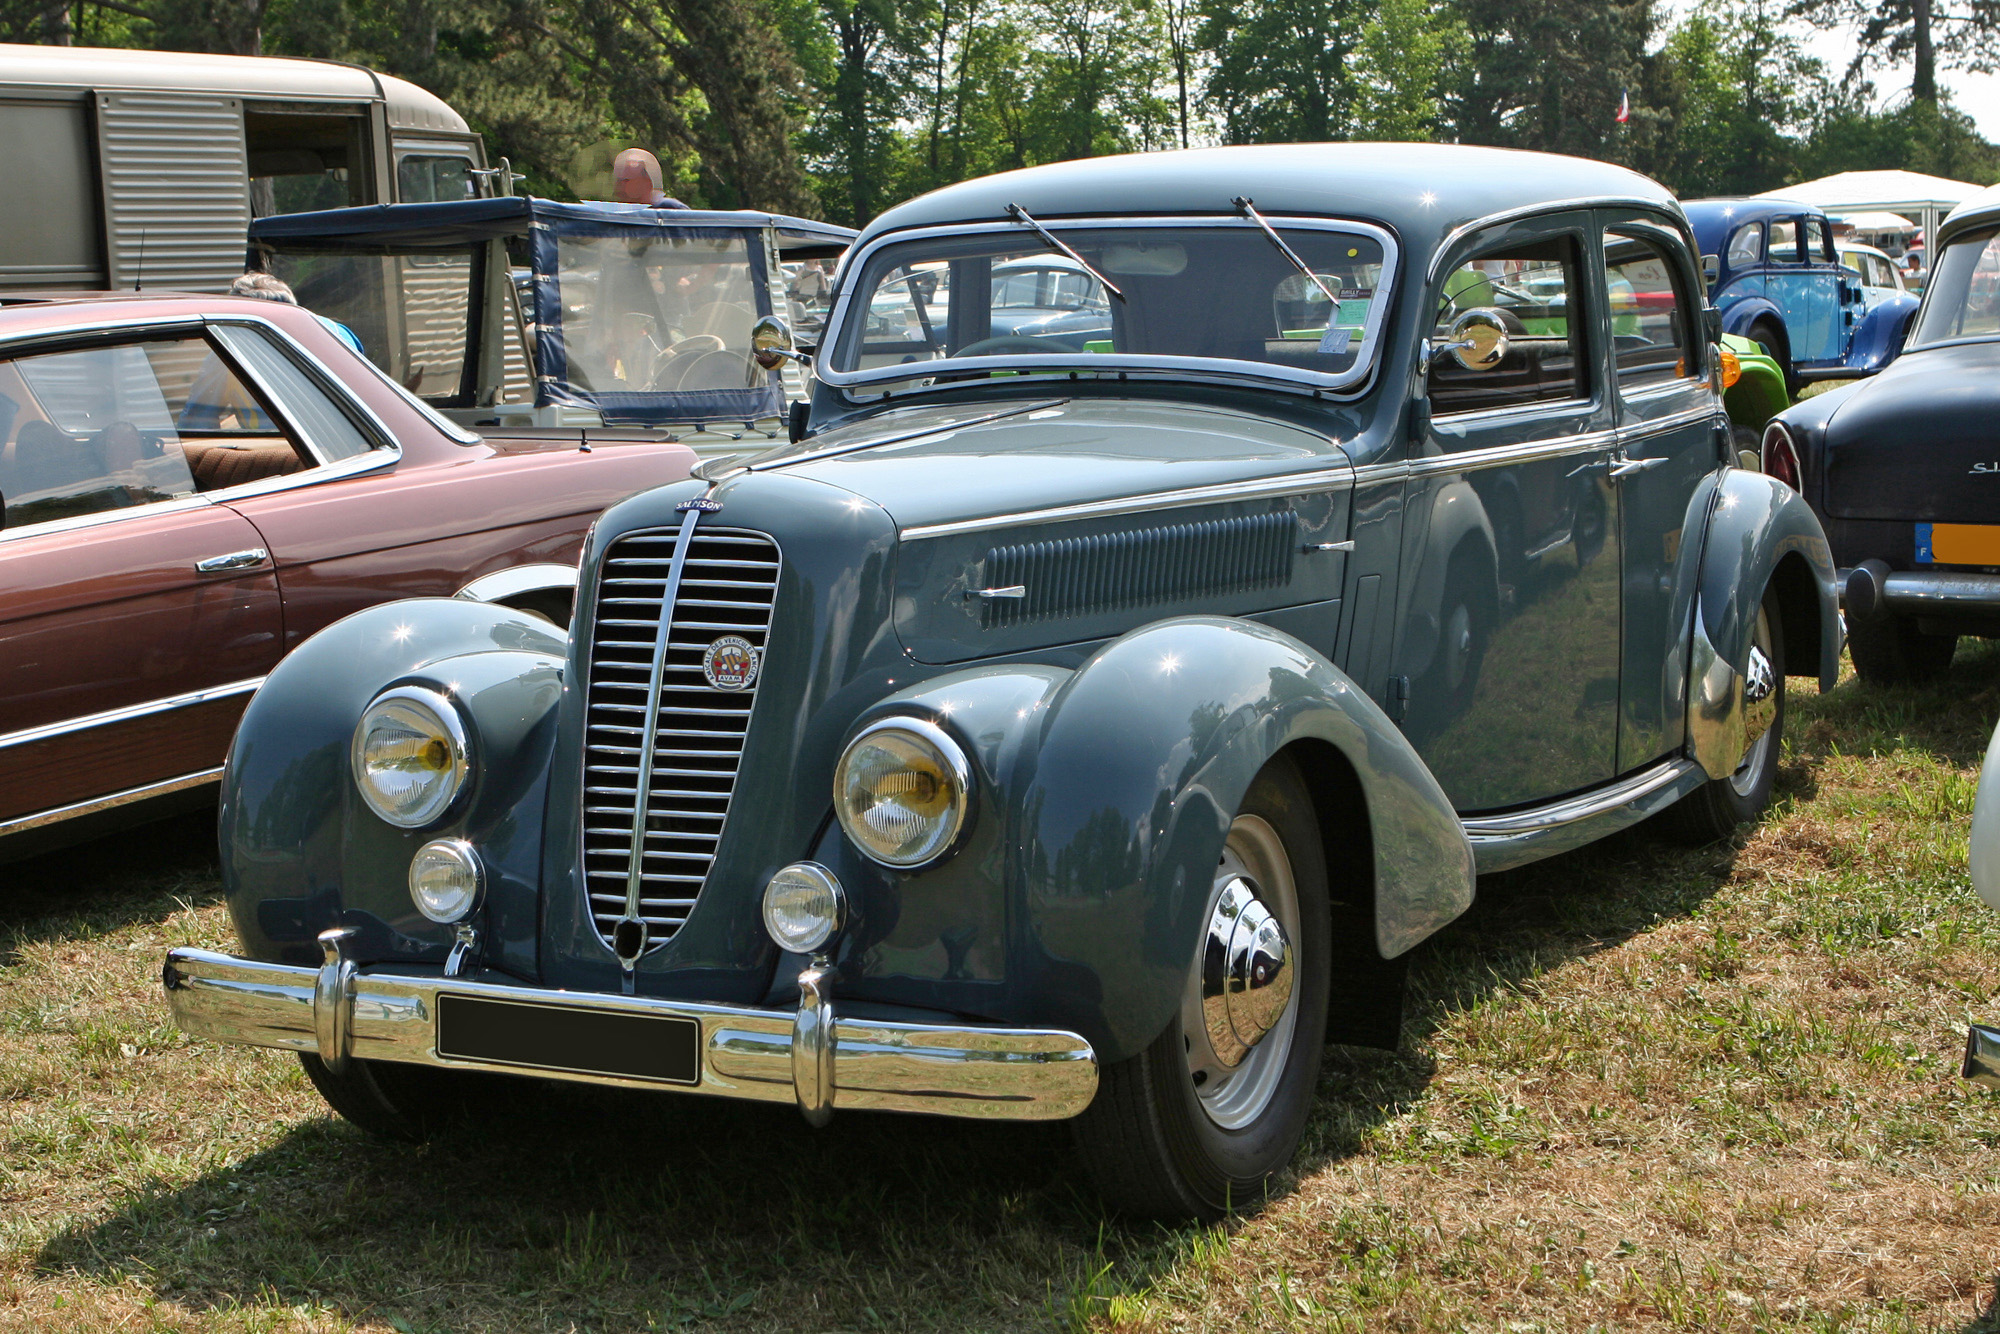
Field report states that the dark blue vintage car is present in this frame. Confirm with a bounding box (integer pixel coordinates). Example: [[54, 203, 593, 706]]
[[165, 144, 1840, 1219], [1685, 198, 1917, 389], [1766, 183, 2000, 685]]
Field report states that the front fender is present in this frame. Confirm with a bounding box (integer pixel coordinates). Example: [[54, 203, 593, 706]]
[[1690, 469, 1840, 773], [1722, 297, 1786, 351], [220, 599, 567, 976], [984, 616, 1470, 1063]]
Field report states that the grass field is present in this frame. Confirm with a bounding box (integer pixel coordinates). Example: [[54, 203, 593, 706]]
[[5, 645, 2000, 1332]]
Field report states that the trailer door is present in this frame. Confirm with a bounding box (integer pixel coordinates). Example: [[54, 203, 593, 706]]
[[0, 96, 103, 292]]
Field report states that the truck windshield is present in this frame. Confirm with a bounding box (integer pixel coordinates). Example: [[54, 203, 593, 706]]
[[1907, 227, 2000, 345], [825, 220, 1393, 394]]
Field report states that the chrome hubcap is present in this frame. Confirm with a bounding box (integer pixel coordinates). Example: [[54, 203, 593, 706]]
[[1183, 814, 1300, 1130], [1730, 606, 1779, 797]]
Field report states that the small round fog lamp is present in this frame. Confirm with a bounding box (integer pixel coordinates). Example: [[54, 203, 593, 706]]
[[409, 838, 484, 924], [762, 862, 846, 955]]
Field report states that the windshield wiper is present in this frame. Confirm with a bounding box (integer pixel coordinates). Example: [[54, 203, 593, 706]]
[[1233, 197, 1342, 307], [1004, 204, 1126, 302]]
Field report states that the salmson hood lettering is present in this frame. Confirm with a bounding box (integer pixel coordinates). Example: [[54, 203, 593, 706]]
[[676, 497, 724, 512]]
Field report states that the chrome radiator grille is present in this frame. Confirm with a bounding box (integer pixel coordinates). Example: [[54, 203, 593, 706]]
[[581, 526, 780, 948]]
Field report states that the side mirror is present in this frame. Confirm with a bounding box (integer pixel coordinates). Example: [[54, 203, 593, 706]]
[[1442, 308, 1509, 371], [1703, 305, 1723, 344], [751, 315, 808, 370], [1701, 254, 1720, 286]]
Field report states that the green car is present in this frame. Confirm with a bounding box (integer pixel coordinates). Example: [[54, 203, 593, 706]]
[[164, 143, 1841, 1220]]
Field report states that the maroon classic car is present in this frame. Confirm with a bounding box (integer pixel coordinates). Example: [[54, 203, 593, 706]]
[[0, 294, 696, 859]]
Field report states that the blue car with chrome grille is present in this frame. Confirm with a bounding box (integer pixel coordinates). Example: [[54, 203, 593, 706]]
[[164, 143, 1840, 1220]]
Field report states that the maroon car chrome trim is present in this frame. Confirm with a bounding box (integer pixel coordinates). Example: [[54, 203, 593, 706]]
[[0, 766, 225, 836], [0, 677, 266, 752]]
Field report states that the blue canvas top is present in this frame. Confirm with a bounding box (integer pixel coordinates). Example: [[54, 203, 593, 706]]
[[248, 196, 854, 255]]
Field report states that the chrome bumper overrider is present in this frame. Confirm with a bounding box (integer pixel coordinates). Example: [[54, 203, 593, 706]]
[[1965, 1022, 2000, 1091], [162, 931, 1098, 1122]]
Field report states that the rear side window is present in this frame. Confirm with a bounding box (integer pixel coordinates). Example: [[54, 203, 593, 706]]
[[1769, 219, 1800, 261], [211, 324, 377, 463], [1726, 224, 1762, 268], [1429, 237, 1585, 416], [1605, 232, 1695, 390]]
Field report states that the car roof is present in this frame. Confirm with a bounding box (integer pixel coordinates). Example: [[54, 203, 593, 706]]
[[1940, 182, 2000, 247], [0, 292, 326, 340], [856, 143, 1680, 257], [1683, 198, 1828, 253]]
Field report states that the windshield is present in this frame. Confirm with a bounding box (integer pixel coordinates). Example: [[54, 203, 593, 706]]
[[269, 249, 474, 400], [824, 220, 1394, 393], [1908, 227, 2000, 345], [552, 233, 767, 397]]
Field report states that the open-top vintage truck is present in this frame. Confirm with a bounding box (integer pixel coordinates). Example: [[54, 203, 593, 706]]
[[166, 144, 1840, 1219], [248, 196, 854, 457]]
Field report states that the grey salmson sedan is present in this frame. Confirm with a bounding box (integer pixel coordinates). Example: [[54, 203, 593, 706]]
[[164, 144, 1841, 1219]]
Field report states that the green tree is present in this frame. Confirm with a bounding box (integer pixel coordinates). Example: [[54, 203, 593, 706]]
[[1640, 0, 1820, 195], [1199, 0, 1371, 142], [1450, 0, 1653, 163], [1349, 0, 1464, 141]]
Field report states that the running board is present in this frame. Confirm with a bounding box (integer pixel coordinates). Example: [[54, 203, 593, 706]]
[[1460, 757, 1706, 874]]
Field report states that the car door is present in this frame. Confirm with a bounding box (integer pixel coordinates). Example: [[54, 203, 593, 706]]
[[1396, 214, 1623, 811], [1802, 217, 1848, 362], [1599, 215, 1723, 774], [0, 330, 284, 834]]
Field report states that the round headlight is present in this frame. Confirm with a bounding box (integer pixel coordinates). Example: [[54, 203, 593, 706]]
[[351, 686, 469, 828], [833, 717, 971, 868], [409, 838, 484, 923], [762, 862, 846, 954]]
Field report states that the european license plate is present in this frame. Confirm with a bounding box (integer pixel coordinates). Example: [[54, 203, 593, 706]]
[[435, 994, 700, 1085], [1917, 522, 2000, 565]]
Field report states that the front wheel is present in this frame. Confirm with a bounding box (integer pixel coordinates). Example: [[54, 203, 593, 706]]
[[299, 1053, 499, 1141], [1072, 754, 1331, 1219], [1665, 592, 1784, 844]]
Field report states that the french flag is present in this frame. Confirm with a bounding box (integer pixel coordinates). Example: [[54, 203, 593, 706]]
[[1616, 90, 1630, 124]]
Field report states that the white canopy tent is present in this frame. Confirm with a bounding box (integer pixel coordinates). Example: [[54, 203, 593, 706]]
[[1756, 170, 1991, 251]]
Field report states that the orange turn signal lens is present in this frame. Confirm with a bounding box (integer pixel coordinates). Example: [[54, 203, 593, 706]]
[[1719, 347, 1742, 389]]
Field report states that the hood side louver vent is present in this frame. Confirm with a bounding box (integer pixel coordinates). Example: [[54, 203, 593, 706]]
[[979, 509, 1298, 627]]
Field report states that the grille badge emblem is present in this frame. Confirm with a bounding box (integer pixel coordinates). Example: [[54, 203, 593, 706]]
[[702, 635, 760, 691]]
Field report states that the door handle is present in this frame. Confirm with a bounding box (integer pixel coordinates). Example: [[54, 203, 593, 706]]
[[1566, 456, 1610, 479], [1608, 455, 1668, 479], [195, 548, 270, 574]]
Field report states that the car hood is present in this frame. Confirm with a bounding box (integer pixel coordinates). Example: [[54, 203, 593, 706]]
[[777, 398, 1350, 531], [1822, 340, 2000, 522]]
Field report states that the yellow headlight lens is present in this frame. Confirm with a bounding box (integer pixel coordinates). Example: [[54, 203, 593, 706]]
[[834, 719, 971, 868], [351, 687, 469, 828]]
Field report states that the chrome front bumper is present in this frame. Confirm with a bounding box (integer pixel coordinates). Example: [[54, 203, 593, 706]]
[[1965, 1022, 2000, 1090], [162, 930, 1098, 1123]]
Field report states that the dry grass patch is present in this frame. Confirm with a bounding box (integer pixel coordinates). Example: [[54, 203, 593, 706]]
[[6, 649, 2000, 1331]]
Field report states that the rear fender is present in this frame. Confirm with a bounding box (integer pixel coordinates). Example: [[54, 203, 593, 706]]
[[220, 599, 567, 976], [1689, 470, 1840, 776], [1844, 294, 1919, 373], [864, 617, 1472, 1064]]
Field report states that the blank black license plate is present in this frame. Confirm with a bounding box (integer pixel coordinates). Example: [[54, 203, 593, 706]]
[[435, 994, 700, 1085]]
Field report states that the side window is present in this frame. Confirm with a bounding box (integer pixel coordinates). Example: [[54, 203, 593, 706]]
[[1429, 237, 1585, 416], [1726, 223, 1763, 268], [1605, 232, 1695, 390], [1806, 219, 1834, 261], [397, 155, 477, 204], [1769, 219, 1800, 262], [210, 325, 377, 463], [0, 336, 299, 530]]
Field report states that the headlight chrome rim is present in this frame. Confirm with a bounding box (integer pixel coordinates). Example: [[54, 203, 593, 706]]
[[833, 715, 974, 870], [761, 861, 847, 954], [408, 837, 485, 924], [350, 685, 471, 829]]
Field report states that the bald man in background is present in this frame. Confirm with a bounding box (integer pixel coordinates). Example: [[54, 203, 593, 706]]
[[612, 148, 690, 209]]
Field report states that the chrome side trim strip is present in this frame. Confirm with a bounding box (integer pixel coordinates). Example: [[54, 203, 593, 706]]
[[0, 676, 265, 752], [1462, 756, 1701, 841], [1351, 429, 1620, 489], [0, 766, 224, 837], [0, 491, 216, 545], [1618, 403, 1720, 444], [899, 464, 1356, 541], [162, 944, 1100, 1122]]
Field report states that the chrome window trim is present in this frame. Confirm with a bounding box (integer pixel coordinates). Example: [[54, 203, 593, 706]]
[[200, 443, 401, 503], [1426, 196, 1689, 286], [1352, 428, 1621, 488], [1461, 756, 1701, 842], [0, 491, 216, 545], [898, 464, 1356, 541], [201, 316, 403, 462], [1430, 395, 1597, 429], [820, 215, 1401, 398], [0, 675, 266, 752], [0, 766, 224, 837]]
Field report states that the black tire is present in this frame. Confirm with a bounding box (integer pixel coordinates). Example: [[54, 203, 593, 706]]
[[1747, 318, 1798, 396], [1731, 424, 1761, 469], [299, 1053, 496, 1141], [1072, 754, 1332, 1220], [1847, 609, 1956, 686], [1664, 590, 1784, 844]]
